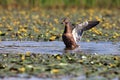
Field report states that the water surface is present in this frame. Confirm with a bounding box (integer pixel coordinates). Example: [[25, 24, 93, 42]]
[[0, 41, 119, 55]]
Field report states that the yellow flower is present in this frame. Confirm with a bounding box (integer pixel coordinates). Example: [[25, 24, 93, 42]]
[[112, 36, 116, 39], [52, 27, 56, 31], [8, 26, 13, 31], [20, 28, 27, 33], [46, 32, 49, 37], [11, 35, 15, 38], [21, 55, 25, 61], [112, 24, 116, 26], [113, 56, 120, 60], [114, 32, 119, 37], [0, 31, 2, 35], [24, 33, 27, 37], [0, 23, 3, 27], [65, 12, 69, 16], [33, 27, 40, 33], [19, 35, 23, 39], [49, 36, 56, 41], [51, 69, 60, 74], [60, 33, 62, 37], [95, 16, 102, 22], [56, 56, 61, 60], [19, 67, 25, 72], [25, 51, 31, 56], [27, 65, 33, 68], [78, 60, 83, 64], [105, 34, 108, 36], [17, 31, 21, 34], [86, 39, 90, 42], [89, 17, 92, 20], [54, 18, 59, 24], [30, 36, 34, 39], [109, 63, 116, 68]]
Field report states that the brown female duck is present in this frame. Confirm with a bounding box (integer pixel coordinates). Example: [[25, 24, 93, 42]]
[[61, 18, 100, 50]]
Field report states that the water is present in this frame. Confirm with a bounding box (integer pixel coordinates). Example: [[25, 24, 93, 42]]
[[0, 75, 119, 80], [0, 41, 120, 80], [0, 41, 120, 55]]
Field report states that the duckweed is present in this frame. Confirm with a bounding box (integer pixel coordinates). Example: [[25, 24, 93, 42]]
[[0, 9, 119, 41], [0, 53, 119, 79]]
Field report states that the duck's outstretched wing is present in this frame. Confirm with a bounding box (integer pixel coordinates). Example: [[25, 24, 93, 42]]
[[72, 21, 100, 42]]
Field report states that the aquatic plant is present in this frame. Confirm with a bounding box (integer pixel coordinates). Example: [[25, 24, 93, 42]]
[[0, 9, 119, 42]]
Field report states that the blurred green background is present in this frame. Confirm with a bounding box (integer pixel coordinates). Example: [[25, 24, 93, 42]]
[[0, 0, 120, 9]]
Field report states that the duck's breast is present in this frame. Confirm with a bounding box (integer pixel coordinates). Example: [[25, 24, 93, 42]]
[[62, 33, 77, 47]]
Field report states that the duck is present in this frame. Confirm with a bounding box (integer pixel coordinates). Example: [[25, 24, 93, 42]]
[[61, 18, 100, 50]]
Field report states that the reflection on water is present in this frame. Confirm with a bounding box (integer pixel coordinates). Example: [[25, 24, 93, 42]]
[[0, 41, 120, 55]]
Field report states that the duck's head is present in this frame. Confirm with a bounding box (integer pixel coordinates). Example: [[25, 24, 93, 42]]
[[61, 18, 70, 25]]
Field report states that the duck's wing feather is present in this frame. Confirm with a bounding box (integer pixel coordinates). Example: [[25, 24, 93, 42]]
[[72, 21, 99, 42]]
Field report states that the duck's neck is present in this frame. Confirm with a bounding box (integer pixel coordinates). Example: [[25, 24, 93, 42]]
[[64, 23, 72, 33]]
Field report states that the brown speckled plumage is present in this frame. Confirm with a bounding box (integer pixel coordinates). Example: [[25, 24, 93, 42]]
[[62, 18, 100, 50]]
